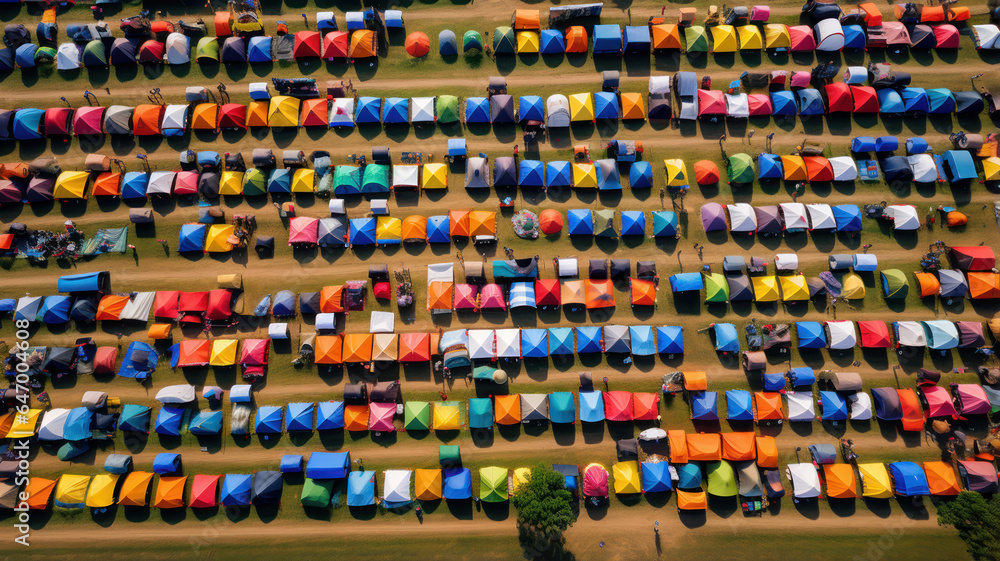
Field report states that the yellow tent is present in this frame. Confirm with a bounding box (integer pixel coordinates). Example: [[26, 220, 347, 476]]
[[377, 216, 402, 243], [612, 461, 641, 494], [620, 93, 646, 120], [219, 171, 244, 196], [752, 276, 780, 302], [572, 163, 597, 188], [54, 171, 90, 199], [516, 31, 539, 53], [569, 93, 594, 122], [764, 24, 791, 49], [779, 275, 810, 301], [858, 463, 893, 498], [292, 168, 315, 193], [268, 96, 300, 127], [663, 159, 689, 187], [841, 273, 866, 299], [433, 401, 461, 430], [210, 339, 238, 366], [984, 157, 1000, 181], [711, 25, 738, 52], [422, 163, 448, 189], [415, 469, 442, 500], [512, 467, 532, 494], [205, 224, 235, 252], [85, 473, 120, 508], [737, 25, 763, 50], [6, 408, 42, 438], [118, 472, 154, 507], [55, 474, 91, 507], [154, 476, 188, 509]]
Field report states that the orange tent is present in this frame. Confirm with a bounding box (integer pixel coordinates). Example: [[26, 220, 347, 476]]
[[755, 435, 779, 468], [803, 156, 833, 182], [780, 156, 808, 181], [683, 371, 707, 391], [147, 323, 171, 339], [694, 160, 720, 184], [415, 469, 443, 500], [897, 389, 924, 432], [823, 464, 858, 498], [620, 93, 645, 120], [652, 24, 682, 49], [677, 489, 707, 510], [513, 9, 541, 30], [214, 11, 232, 36], [300, 99, 328, 127], [753, 392, 784, 421], [630, 278, 656, 306], [968, 272, 1000, 299], [402, 215, 428, 241], [25, 477, 57, 509], [177, 339, 210, 367], [154, 476, 188, 508], [565, 27, 588, 53], [191, 103, 219, 130], [923, 461, 960, 495], [399, 332, 430, 362], [132, 104, 164, 136], [668, 430, 689, 463], [857, 2, 883, 26], [427, 282, 453, 311], [404, 32, 430, 57], [685, 433, 722, 461], [449, 210, 471, 237], [495, 394, 521, 425], [561, 280, 585, 306], [246, 101, 269, 127], [721, 432, 756, 461], [584, 279, 615, 309], [118, 472, 154, 507], [344, 404, 369, 431], [342, 333, 373, 363], [92, 172, 121, 196], [913, 272, 940, 297], [314, 335, 343, 364], [469, 211, 496, 237], [349, 30, 378, 58], [320, 285, 344, 312], [96, 295, 130, 320]]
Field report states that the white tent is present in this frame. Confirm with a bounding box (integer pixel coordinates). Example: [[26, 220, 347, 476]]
[[370, 199, 388, 214], [146, 171, 176, 196], [848, 392, 873, 420], [410, 97, 435, 123], [468, 329, 496, 359], [37, 408, 70, 440], [885, 205, 920, 230], [249, 82, 270, 101], [842, 66, 867, 84], [329, 97, 355, 127], [974, 24, 1000, 49], [556, 258, 578, 277], [370, 311, 394, 333], [774, 254, 798, 271], [495, 328, 521, 358], [520, 394, 550, 421], [894, 321, 926, 347], [678, 97, 698, 120], [725, 93, 749, 118], [806, 203, 836, 230], [161, 105, 188, 132], [785, 391, 816, 422], [16, 296, 43, 322], [779, 203, 809, 230], [329, 199, 346, 214], [392, 165, 420, 189], [383, 470, 412, 502], [82, 391, 108, 410], [316, 313, 337, 331], [852, 254, 878, 272], [785, 463, 822, 498], [728, 203, 757, 232], [119, 292, 155, 322], [825, 321, 857, 349], [156, 384, 196, 404], [547, 95, 570, 127], [56, 43, 80, 70], [464, 157, 490, 189], [648, 75, 671, 95], [268, 322, 290, 339], [165, 33, 190, 64], [814, 19, 845, 51], [907, 154, 937, 183], [427, 262, 454, 314], [828, 157, 858, 181]]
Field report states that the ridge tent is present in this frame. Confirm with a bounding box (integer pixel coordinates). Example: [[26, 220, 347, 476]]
[[593, 25, 622, 54], [493, 27, 515, 54]]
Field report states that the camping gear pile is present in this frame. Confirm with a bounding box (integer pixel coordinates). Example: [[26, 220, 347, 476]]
[[512, 210, 539, 239]]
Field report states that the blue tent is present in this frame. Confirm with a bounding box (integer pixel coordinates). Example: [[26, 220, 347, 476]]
[[625, 326, 652, 356], [669, 273, 703, 292], [691, 391, 718, 420], [656, 326, 684, 354], [382, 98, 409, 124], [63, 407, 93, 441], [676, 463, 702, 489], [630, 161, 653, 189], [468, 398, 493, 428], [539, 30, 565, 54], [901, 88, 929, 113], [307, 451, 350, 478], [120, 404, 151, 432], [121, 172, 149, 199], [521, 329, 548, 358], [593, 24, 622, 54], [252, 471, 283, 504], [439, 30, 458, 56], [280, 455, 303, 473], [620, 211, 645, 236], [820, 391, 848, 421], [771, 91, 797, 116], [725, 390, 754, 420], [833, 204, 862, 231], [519, 96, 544, 122], [189, 411, 223, 435], [796, 89, 824, 115], [567, 209, 594, 236], [355, 97, 382, 124], [878, 89, 904, 113], [384, 10, 403, 27], [347, 471, 376, 506], [548, 327, 574, 355], [926, 88, 955, 114], [518, 160, 544, 187], [788, 367, 816, 387], [443, 468, 472, 499], [623, 26, 651, 53], [155, 407, 185, 436], [872, 389, 902, 420], [362, 164, 389, 193], [546, 161, 572, 187], [426, 216, 451, 243], [0, 48, 11, 71], [758, 154, 783, 179], [875, 136, 898, 153], [641, 462, 672, 492], [221, 474, 253, 506], [796, 322, 827, 348], [15, 43, 37, 68], [333, 166, 361, 195], [882, 156, 912, 183], [117, 342, 157, 379], [579, 391, 605, 422], [349, 218, 376, 246], [943, 150, 977, 181], [247, 36, 272, 62], [465, 97, 490, 123], [58, 272, 108, 293], [153, 453, 182, 474], [852, 136, 876, 152], [594, 92, 620, 119], [286, 402, 314, 432], [843, 24, 865, 49], [576, 326, 602, 353], [317, 401, 345, 430], [267, 169, 291, 193], [255, 406, 283, 434], [906, 138, 929, 154], [549, 392, 576, 423], [178, 224, 207, 252], [12, 108, 44, 140], [757, 372, 782, 391], [713, 323, 739, 352], [652, 211, 678, 237], [272, 290, 295, 316], [40, 296, 72, 324], [888, 462, 930, 496]]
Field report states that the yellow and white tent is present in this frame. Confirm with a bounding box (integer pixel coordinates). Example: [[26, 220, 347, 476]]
[[422, 163, 448, 189], [569, 93, 595, 122]]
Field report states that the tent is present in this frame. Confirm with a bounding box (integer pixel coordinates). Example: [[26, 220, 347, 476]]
[[493, 26, 516, 54], [726, 391, 754, 421], [442, 468, 472, 500], [480, 467, 509, 502], [349, 30, 377, 58], [857, 463, 893, 498], [346, 471, 375, 506], [888, 462, 930, 496], [815, 19, 844, 51], [943, 151, 978, 182], [119, 472, 154, 507], [583, 464, 609, 497], [959, 461, 999, 493], [923, 462, 960, 496], [785, 464, 821, 498], [593, 24, 622, 54]]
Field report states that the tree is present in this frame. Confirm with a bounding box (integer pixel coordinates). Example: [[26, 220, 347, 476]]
[[512, 463, 576, 560], [937, 491, 1000, 561]]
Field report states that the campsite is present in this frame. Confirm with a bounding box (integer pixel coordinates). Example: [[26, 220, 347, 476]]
[[3, 0, 1000, 559]]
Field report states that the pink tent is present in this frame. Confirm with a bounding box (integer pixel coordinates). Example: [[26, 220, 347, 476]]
[[883, 22, 911, 45], [288, 217, 319, 245], [789, 71, 811, 89], [697, 90, 726, 115], [479, 284, 506, 310], [952, 384, 990, 415], [921, 385, 958, 417], [747, 94, 773, 115], [788, 25, 816, 51], [174, 171, 199, 196], [239, 339, 269, 365], [582, 464, 609, 497], [701, 202, 727, 231], [368, 402, 396, 432], [454, 284, 479, 310], [933, 25, 959, 48], [73, 106, 105, 136]]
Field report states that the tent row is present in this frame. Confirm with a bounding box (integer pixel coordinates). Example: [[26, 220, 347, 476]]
[[8, 290, 232, 326], [428, 277, 627, 313], [286, 211, 495, 248], [701, 202, 863, 233], [785, 460, 995, 500]]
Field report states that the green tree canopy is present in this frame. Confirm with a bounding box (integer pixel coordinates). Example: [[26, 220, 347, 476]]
[[512, 463, 576, 559], [937, 491, 1000, 561]]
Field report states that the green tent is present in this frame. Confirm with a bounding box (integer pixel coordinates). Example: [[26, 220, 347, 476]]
[[493, 27, 515, 54], [463, 30, 483, 52], [404, 401, 430, 431], [685, 26, 708, 52], [704, 273, 730, 303], [436, 95, 459, 124], [334, 165, 361, 194], [242, 168, 267, 197], [301, 478, 334, 508], [881, 269, 909, 299], [83, 40, 107, 66], [362, 164, 389, 193], [196, 37, 219, 62], [706, 461, 738, 497], [439, 445, 461, 466], [727, 153, 755, 183], [594, 209, 617, 238], [480, 466, 509, 502], [35, 46, 56, 63]]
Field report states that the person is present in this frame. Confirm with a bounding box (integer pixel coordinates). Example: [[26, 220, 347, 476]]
[[513, 144, 518, 157]]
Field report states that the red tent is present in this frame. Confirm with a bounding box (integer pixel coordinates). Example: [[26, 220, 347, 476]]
[[73, 106, 105, 136], [93, 347, 118, 374], [178, 291, 209, 323], [294, 31, 322, 58], [239, 338, 269, 365], [697, 90, 726, 115], [858, 320, 890, 348], [205, 289, 232, 320], [632, 392, 660, 420], [933, 25, 959, 48], [138, 40, 164, 63], [850, 86, 879, 113], [177, 339, 211, 367], [189, 474, 220, 508], [174, 171, 199, 196], [803, 156, 834, 182], [920, 386, 958, 418], [154, 290, 180, 319], [92, 172, 120, 196], [398, 332, 430, 362], [218, 104, 247, 129], [897, 389, 924, 431], [539, 209, 563, 234], [747, 93, 772, 116], [133, 105, 165, 136], [583, 464, 609, 497], [323, 31, 349, 58], [950, 246, 996, 271], [405, 32, 430, 57], [694, 160, 720, 184], [824, 83, 853, 112], [788, 25, 816, 51], [603, 391, 634, 421], [300, 99, 328, 127], [44, 108, 73, 136], [535, 279, 561, 306]]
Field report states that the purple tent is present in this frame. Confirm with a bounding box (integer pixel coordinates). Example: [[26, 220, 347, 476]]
[[955, 321, 985, 348], [754, 205, 782, 234], [701, 202, 727, 232]]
